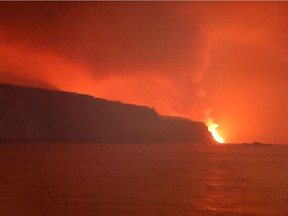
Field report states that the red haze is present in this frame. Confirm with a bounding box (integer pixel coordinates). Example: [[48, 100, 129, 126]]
[[0, 2, 288, 144]]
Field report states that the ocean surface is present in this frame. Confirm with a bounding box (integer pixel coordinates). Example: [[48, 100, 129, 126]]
[[0, 142, 288, 216]]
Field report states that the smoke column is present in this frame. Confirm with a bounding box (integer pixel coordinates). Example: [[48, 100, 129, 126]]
[[1, 2, 288, 143], [0, 2, 212, 120]]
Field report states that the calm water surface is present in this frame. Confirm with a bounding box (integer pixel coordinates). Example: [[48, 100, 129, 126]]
[[0, 143, 288, 216]]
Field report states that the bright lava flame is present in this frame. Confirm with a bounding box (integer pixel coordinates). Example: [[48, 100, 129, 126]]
[[206, 119, 225, 144]]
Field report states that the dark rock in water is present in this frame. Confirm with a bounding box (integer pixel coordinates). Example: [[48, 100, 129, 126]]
[[242, 142, 273, 146], [0, 83, 215, 144], [252, 142, 273, 146]]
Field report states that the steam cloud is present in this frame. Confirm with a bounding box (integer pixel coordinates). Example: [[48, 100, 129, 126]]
[[1, 2, 288, 143], [0, 2, 210, 121]]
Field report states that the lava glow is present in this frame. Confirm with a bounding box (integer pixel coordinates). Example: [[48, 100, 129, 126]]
[[206, 119, 225, 144]]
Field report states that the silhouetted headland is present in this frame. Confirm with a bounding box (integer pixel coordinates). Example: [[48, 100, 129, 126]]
[[0, 83, 215, 144], [0, 71, 58, 90]]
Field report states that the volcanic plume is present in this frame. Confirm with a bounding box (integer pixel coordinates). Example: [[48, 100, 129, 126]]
[[0, 2, 288, 144]]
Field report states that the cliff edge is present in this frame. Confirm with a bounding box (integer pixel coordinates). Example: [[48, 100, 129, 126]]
[[0, 83, 214, 144]]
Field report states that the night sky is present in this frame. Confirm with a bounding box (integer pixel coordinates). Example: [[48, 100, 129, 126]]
[[0, 2, 288, 144]]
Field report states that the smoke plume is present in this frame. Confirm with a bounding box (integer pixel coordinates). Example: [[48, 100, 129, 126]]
[[1, 2, 288, 143]]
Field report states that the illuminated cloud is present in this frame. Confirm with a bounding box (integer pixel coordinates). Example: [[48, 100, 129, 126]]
[[0, 2, 288, 143]]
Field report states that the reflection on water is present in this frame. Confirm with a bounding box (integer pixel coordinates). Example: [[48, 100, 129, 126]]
[[194, 145, 288, 216], [0, 143, 288, 215]]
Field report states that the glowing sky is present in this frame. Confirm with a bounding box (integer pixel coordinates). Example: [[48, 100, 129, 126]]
[[0, 2, 288, 144]]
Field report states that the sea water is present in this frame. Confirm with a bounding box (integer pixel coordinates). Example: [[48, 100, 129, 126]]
[[0, 142, 287, 216]]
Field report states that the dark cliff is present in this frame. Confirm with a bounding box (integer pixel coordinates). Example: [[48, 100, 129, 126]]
[[0, 83, 215, 144]]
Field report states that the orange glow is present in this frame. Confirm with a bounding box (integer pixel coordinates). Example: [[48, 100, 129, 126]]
[[2, 3, 288, 144], [206, 119, 225, 144]]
